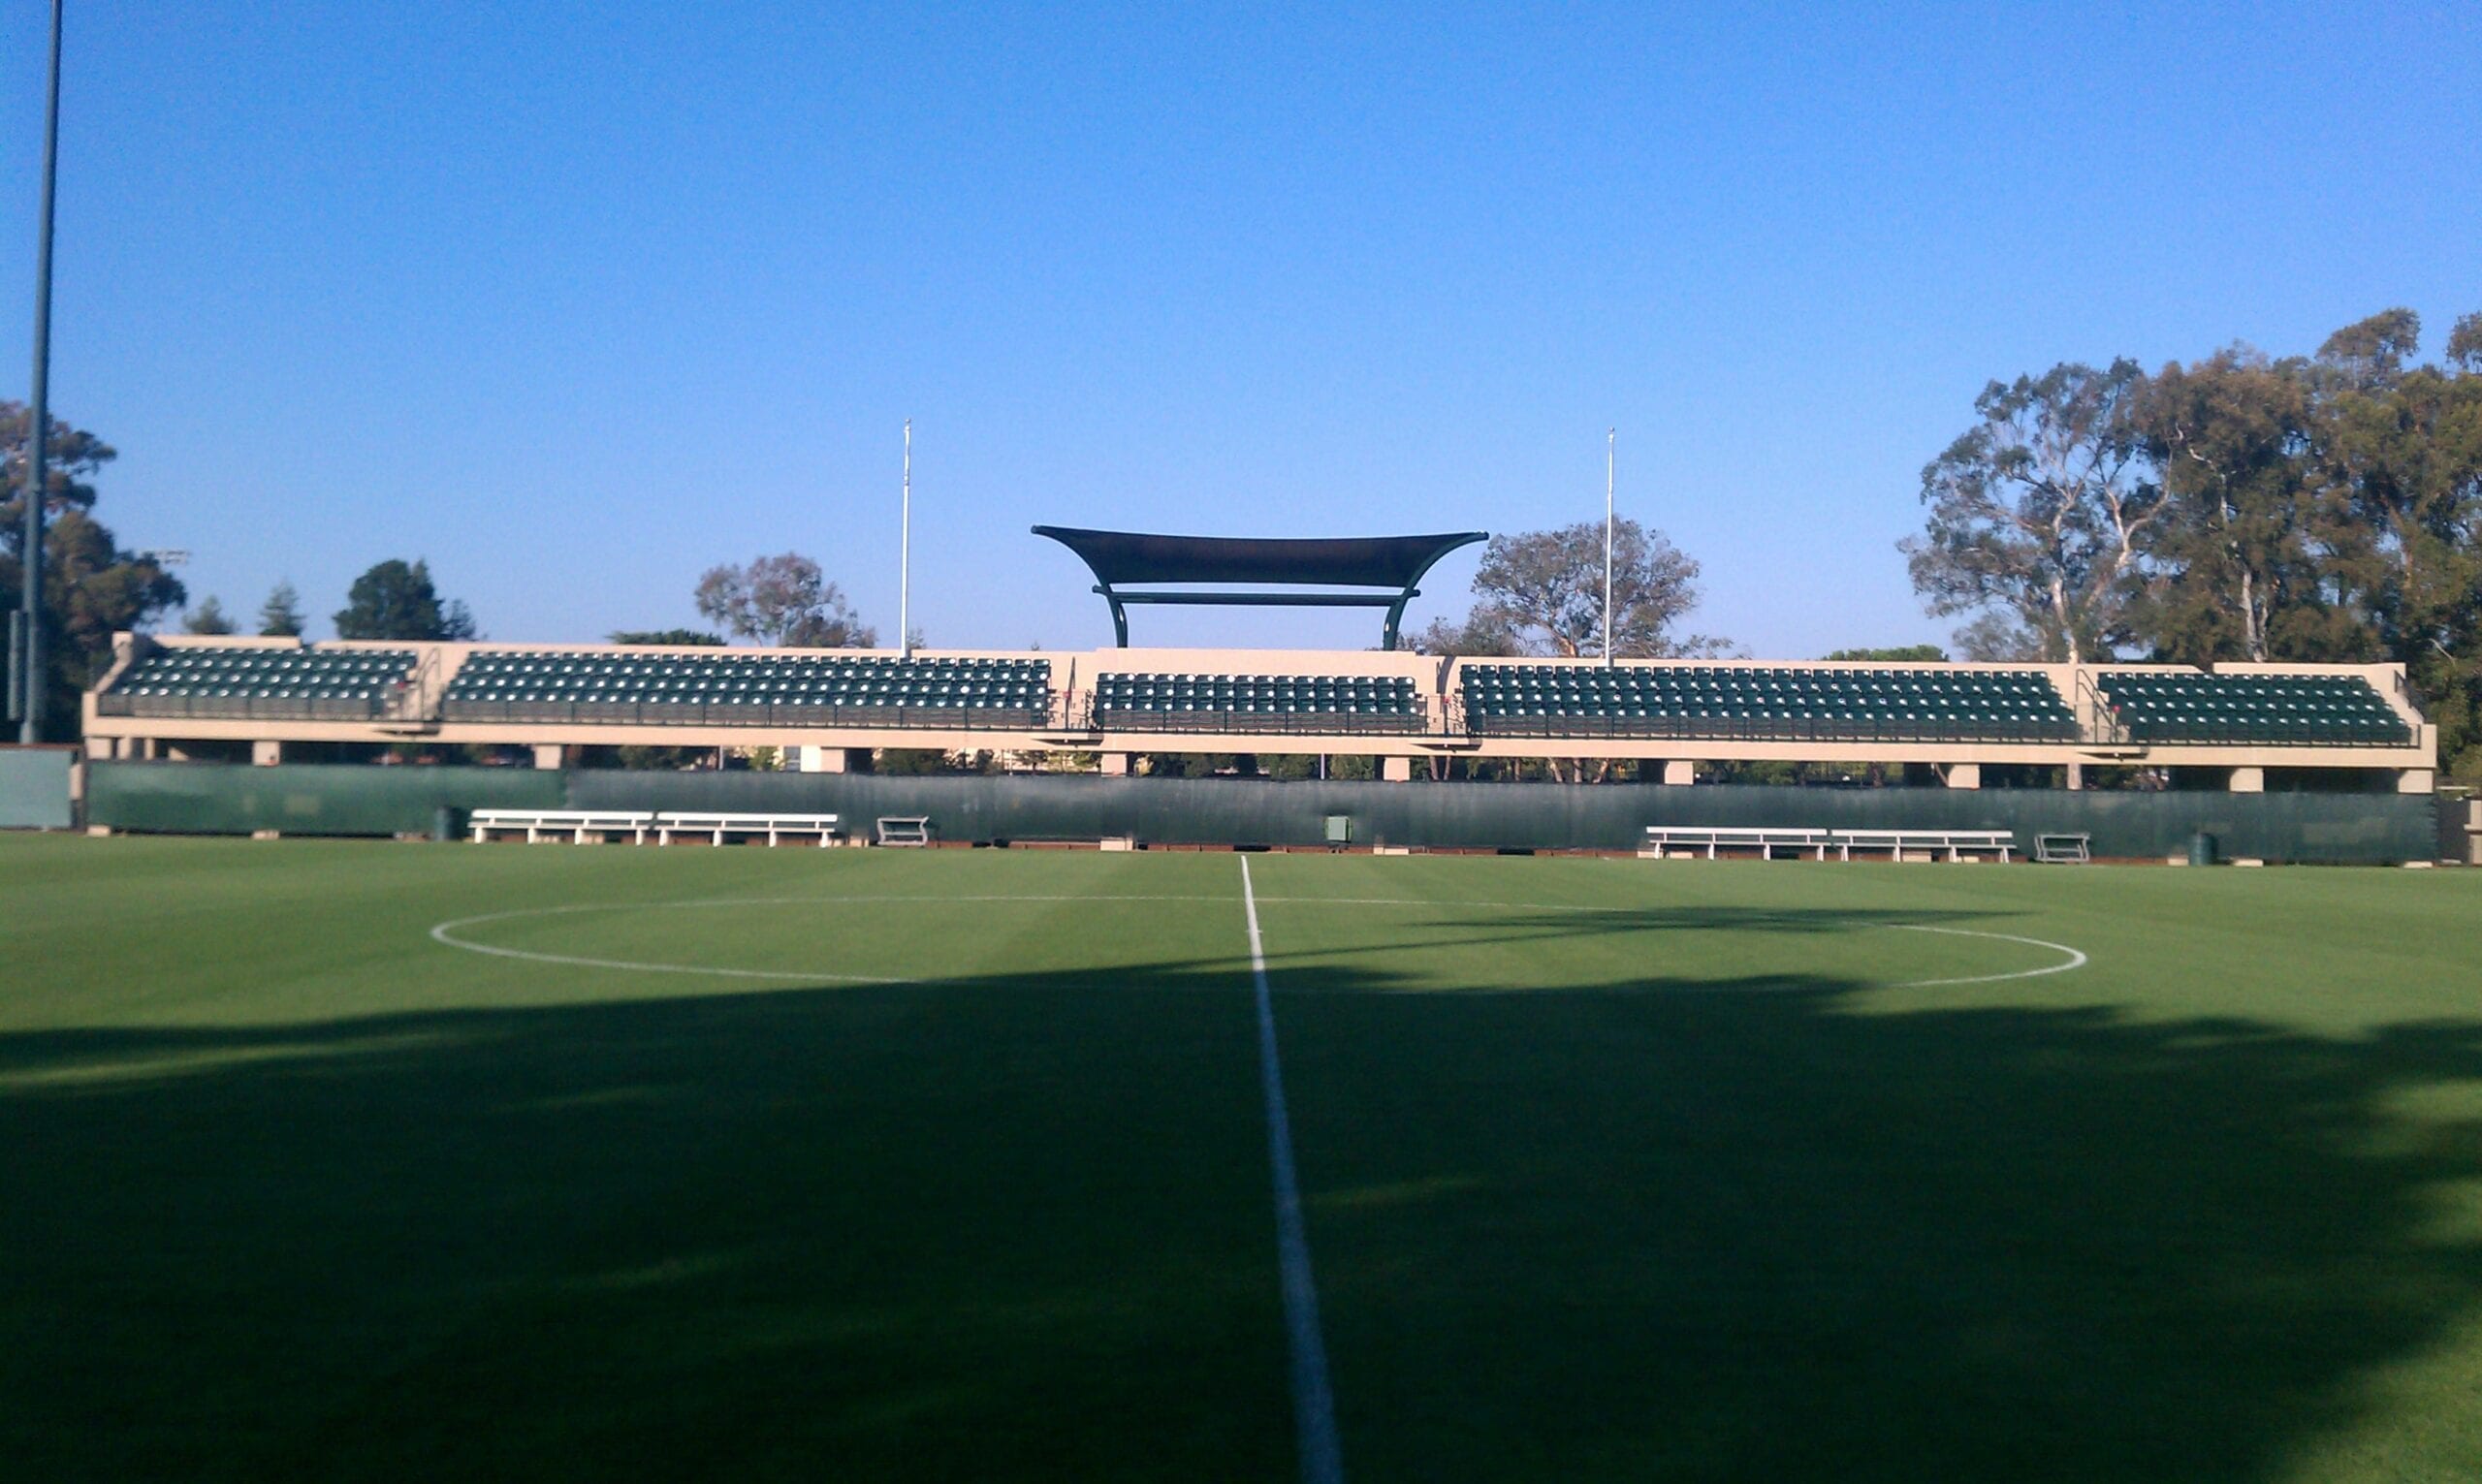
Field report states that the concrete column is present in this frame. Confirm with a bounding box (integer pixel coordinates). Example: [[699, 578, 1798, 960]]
[[251, 740, 284, 767], [1661, 759, 1697, 786], [1382, 755, 1413, 782], [2228, 766, 2265, 793], [1942, 763, 1982, 790], [139, 737, 159, 760], [1100, 752, 1132, 776], [2397, 768, 2434, 794], [531, 743, 567, 771]]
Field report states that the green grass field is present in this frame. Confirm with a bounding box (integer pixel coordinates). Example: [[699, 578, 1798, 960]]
[[6, 834, 2480, 1482]]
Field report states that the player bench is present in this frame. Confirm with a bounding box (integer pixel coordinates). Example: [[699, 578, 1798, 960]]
[[875, 816, 934, 847], [1831, 829, 2015, 863], [2034, 833, 2092, 864], [1643, 826, 1833, 860], [468, 808, 655, 844], [653, 811, 842, 847]]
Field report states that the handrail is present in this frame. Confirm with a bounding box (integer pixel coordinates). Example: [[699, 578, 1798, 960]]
[[2075, 670, 2130, 745], [388, 648, 441, 721]]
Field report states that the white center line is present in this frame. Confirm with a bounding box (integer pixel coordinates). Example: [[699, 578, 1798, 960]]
[[1241, 855, 1346, 1484]]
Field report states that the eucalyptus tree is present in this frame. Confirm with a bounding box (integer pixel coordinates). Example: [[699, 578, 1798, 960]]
[[2128, 348, 2357, 664], [693, 553, 876, 647], [1901, 360, 2161, 665]]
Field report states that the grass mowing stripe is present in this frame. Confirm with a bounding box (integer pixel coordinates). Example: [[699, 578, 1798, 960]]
[[1241, 855, 1346, 1484]]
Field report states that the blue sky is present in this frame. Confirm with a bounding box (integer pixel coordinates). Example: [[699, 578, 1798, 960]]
[[4, 3, 2478, 653]]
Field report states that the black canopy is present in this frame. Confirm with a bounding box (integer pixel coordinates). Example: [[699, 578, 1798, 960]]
[[1032, 526, 1487, 649]]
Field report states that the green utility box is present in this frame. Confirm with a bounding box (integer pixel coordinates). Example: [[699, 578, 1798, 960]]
[[1323, 813, 1353, 847]]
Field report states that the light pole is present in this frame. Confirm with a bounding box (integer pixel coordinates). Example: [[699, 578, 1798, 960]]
[[18, 0, 63, 742], [1602, 427, 1615, 670], [899, 420, 912, 659]]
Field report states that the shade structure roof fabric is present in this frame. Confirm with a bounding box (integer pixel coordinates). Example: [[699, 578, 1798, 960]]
[[1031, 525, 1489, 649], [1032, 526, 1487, 589]]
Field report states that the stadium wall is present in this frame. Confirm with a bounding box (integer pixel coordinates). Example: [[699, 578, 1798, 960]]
[[83, 762, 2439, 863], [88, 762, 562, 837], [0, 747, 75, 829]]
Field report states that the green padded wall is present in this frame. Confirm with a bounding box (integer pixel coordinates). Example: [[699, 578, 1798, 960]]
[[0, 747, 74, 829], [564, 773, 2438, 865], [89, 762, 564, 837], [79, 762, 2436, 861]]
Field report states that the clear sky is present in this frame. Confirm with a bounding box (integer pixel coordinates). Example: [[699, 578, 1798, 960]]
[[4, 3, 2477, 654]]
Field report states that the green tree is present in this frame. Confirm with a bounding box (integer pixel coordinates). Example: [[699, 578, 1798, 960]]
[[1420, 519, 1723, 659], [334, 559, 478, 641], [1, 404, 186, 738], [1949, 613, 2048, 663], [258, 581, 305, 637], [1823, 646, 1948, 662], [183, 596, 238, 635], [1408, 607, 1526, 657], [608, 628, 724, 647], [694, 553, 875, 647], [1902, 360, 2161, 664], [2307, 309, 2482, 777], [2127, 348, 2364, 664]]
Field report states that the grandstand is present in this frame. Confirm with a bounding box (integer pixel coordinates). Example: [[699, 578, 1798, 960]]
[[71, 527, 2442, 818], [84, 635, 2437, 793]]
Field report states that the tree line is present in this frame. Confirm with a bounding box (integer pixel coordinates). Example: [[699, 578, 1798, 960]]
[[15, 303, 2478, 781], [1902, 307, 2481, 779]]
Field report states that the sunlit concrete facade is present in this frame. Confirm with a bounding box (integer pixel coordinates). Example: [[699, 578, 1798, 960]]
[[84, 635, 2437, 792]]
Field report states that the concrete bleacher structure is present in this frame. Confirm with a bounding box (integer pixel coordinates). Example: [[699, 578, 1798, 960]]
[[83, 637, 2438, 792], [1093, 672, 1425, 734], [2094, 669, 2412, 746], [96, 642, 420, 721], [1461, 663, 2075, 742], [441, 649, 1050, 728]]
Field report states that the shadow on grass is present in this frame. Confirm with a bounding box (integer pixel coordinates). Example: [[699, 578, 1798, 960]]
[[3, 956, 2481, 1482]]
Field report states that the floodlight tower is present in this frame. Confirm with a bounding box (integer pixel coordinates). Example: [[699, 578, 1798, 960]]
[[17, 0, 63, 742]]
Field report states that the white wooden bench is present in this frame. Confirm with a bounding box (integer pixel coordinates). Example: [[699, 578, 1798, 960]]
[[1643, 826, 1833, 860], [654, 811, 841, 846], [875, 816, 933, 847], [469, 808, 654, 844], [2034, 833, 2091, 864], [1831, 829, 2015, 863]]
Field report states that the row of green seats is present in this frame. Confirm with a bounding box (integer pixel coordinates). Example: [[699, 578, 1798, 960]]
[[2097, 673, 2410, 744], [112, 647, 416, 699]]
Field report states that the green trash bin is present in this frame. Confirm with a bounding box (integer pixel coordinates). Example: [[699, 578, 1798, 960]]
[[2188, 831, 2218, 867], [432, 805, 467, 843]]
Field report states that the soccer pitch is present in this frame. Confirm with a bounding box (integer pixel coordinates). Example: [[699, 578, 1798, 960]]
[[6, 836, 2480, 1482]]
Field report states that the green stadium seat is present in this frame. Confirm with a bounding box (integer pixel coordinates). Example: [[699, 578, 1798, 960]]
[[1457, 663, 2079, 742], [439, 650, 1055, 729], [2095, 672, 2411, 746], [101, 645, 420, 720], [1091, 672, 1424, 734]]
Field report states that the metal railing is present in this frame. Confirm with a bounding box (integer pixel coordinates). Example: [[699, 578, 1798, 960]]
[[388, 649, 441, 722], [436, 698, 1051, 731], [1458, 711, 2082, 744], [96, 693, 390, 721], [2076, 671, 2131, 746], [1088, 704, 1430, 736]]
